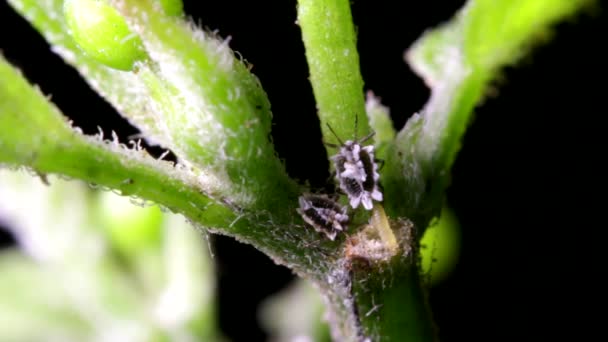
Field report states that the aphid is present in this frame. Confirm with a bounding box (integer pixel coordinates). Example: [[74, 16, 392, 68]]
[[297, 193, 349, 241], [325, 121, 383, 210]]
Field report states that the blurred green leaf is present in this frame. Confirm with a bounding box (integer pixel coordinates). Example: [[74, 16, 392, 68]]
[[0, 251, 91, 341], [0, 170, 218, 341], [98, 192, 164, 256], [260, 279, 330, 342], [420, 207, 460, 285]]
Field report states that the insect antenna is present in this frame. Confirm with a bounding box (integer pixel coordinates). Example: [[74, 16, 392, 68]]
[[354, 113, 359, 141], [359, 131, 376, 144], [325, 123, 344, 146], [354, 113, 375, 143]]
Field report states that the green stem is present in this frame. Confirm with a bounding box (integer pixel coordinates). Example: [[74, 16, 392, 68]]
[[350, 258, 436, 341], [297, 0, 370, 153], [316, 213, 436, 341], [0, 56, 338, 277], [5, 0, 346, 276], [296, 1, 437, 340], [109, 0, 300, 212], [0, 56, 238, 231]]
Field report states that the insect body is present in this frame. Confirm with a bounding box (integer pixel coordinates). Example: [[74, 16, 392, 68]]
[[297, 193, 349, 241], [326, 124, 383, 210]]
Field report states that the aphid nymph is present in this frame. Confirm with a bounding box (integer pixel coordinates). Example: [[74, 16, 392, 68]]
[[325, 118, 383, 210], [297, 193, 349, 241]]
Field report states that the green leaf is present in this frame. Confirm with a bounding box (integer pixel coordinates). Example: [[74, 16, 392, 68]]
[[464, 0, 590, 71], [383, 0, 590, 227]]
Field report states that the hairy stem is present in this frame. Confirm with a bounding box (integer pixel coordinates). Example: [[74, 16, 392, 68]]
[[0, 55, 338, 278], [297, 0, 370, 154]]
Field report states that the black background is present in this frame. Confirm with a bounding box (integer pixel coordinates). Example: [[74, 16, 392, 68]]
[[1, 1, 604, 341]]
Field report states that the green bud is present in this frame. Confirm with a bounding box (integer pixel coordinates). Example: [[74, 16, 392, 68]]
[[158, 0, 184, 17], [64, 0, 147, 71], [420, 207, 460, 285]]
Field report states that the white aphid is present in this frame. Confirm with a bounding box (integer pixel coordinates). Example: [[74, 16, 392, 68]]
[[326, 123, 383, 210]]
